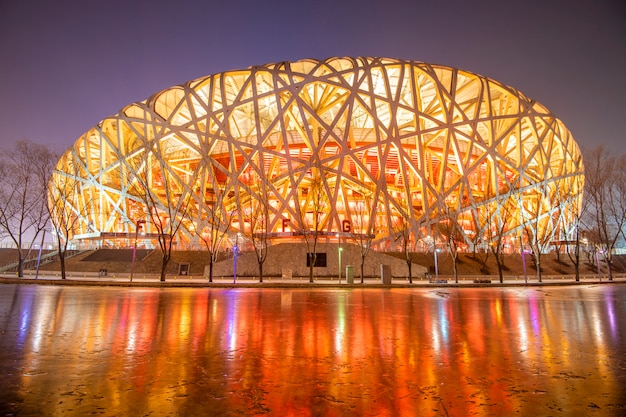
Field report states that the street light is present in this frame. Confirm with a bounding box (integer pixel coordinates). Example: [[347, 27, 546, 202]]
[[233, 233, 240, 284], [35, 227, 49, 280], [336, 233, 343, 283], [338, 247, 343, 284], [434, 246, 440, 280], [130, 219, 146, 282]]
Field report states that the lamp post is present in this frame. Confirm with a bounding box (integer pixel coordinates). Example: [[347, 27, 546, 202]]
[[434, 246, 439, 280], [337, 233, 342, 283], [338, 247, 343, 284], [233, 233, 240, 284], [130, 219, 145, 282], [35, 228, 48, 280]]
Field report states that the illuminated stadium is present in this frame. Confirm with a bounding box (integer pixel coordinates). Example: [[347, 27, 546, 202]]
[[49, 57, 584, 253]]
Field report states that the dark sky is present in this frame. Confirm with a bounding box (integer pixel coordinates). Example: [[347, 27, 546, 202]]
[[1, 0, 624, 155]]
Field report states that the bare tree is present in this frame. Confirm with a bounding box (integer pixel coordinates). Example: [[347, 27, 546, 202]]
[[242, 174, 270, 282], [350, 191, 376, 283], [484, 195, 515, 283], [519, 178, 563, 284], [197, 186, 234, 283], [560, 170, 586, 281], [0, 140, 55, 277], [582, 146, 626, 280], [438, 205, 464, 283], [128, 143, 198, 282], [393, 215, 415, 283], [468, 205, 491, 273], [601, 152, 626, 277], [48, 151, 92, 279], [297, 174, 328, 283]]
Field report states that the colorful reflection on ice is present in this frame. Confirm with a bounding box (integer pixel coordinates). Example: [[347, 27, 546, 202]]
[[0, 284, 625, 416]]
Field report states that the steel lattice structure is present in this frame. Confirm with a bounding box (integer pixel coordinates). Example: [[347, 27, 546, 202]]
[[50, 57, 584, 250]]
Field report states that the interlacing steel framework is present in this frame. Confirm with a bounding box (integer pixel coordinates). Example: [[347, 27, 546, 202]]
[[50, 57, 584, 251]]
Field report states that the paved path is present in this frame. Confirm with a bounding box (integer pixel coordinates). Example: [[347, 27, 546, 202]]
[[2, 271, 625, 288]]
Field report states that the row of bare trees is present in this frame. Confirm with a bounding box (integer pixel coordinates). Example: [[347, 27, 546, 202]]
[[0, 140, 56, 277], [580, 146, 626, 280], [389, 146, 626, 284], [0, 140, 96, 280], [0, 139, 624, 283]]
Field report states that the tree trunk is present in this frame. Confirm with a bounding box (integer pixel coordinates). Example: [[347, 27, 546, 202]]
[[258, 261, 264, 283], [59, 251, 67, 280], [569, 241, 581, 282], [406, 259, 413, 284], [493, 251, 504, 283], [17, 260, 24, 278], [607, 256, 613, 280], [536, 252, 542, 283], [160, 254, 169, 282], [491, 246, 504, 283], [360, 257, 365, 284], [452, 254, 458, 283], [17, 247, 24, 278]]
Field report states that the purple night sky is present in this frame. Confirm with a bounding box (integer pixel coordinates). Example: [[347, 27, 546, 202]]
[[0, 0, 624, 155]]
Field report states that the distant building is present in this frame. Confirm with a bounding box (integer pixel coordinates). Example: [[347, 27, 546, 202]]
[[49, 57, 583, 252]]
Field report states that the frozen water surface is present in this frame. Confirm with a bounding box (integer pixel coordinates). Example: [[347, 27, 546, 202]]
[[0, 283, 625, 416]]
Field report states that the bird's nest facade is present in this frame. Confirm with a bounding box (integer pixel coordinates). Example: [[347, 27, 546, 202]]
[[50, 57, 584, 252]]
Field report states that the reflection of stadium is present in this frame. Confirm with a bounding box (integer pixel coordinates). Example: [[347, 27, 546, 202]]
[[50, 57, 583, 252]]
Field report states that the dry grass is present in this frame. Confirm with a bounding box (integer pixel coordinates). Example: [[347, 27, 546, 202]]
[[25, 248, 624, 278], [397, 251, 615, 277]]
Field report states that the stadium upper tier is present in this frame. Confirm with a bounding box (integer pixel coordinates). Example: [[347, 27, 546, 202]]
[[49, 57, 584, 251]]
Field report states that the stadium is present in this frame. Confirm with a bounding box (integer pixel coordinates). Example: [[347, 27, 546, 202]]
[[49, 56, 584, 257]]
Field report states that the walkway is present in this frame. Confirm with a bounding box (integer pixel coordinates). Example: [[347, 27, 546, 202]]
[[1, 270, 625, 288]]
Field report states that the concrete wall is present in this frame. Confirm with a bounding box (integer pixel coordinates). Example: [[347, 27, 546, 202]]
[[205, 242, 427, 279]]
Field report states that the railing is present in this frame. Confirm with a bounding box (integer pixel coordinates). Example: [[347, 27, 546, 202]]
[[0, 242, 58, 250], [0, 249, 87, 273]]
